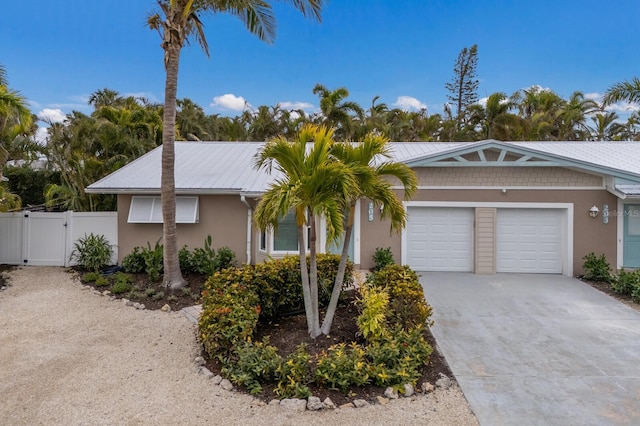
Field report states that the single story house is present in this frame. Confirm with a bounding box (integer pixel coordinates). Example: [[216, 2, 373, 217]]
[[86, 140, 640, 276]]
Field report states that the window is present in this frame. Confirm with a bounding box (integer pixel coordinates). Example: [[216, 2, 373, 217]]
[[273, 211, 299, 251], [128, 196, 199, 223], [259, 230, 267, 251]]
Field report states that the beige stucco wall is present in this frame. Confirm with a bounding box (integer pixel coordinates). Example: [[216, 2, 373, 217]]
[[410, 167, 603, 187], [117, 194, 251, 265], [358, 188, 618, 275]]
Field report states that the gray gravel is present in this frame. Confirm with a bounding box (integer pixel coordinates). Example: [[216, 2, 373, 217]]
[[0, 267, 478, 425]]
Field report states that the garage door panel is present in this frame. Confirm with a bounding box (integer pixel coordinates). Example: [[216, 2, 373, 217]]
[[407, 207, 473, 271], [497, 209, 563, 274]]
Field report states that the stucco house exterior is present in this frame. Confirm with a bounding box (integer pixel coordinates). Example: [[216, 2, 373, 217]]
[[86, 140, 640, 276]]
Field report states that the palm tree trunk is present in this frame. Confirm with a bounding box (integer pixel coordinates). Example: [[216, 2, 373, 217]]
[[320, 202, 355, 335], [298, 223, 315, 336], [161, 43, 185, 290], [308, 210, 321, 337]]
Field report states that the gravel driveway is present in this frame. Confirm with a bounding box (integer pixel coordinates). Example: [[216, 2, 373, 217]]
[[0, 267, 477, 426]]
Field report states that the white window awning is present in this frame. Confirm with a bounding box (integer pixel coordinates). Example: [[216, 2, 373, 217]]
[[128, 196, 199, 223]]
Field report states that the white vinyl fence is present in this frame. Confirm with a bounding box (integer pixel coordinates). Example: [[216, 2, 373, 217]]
[[0, 211, 117, 266]]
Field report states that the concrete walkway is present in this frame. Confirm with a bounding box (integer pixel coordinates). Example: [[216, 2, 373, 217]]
[[420, 273, 640, 426]]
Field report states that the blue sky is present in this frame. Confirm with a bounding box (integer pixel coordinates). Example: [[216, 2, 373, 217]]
[[2, 0, 640, 127]]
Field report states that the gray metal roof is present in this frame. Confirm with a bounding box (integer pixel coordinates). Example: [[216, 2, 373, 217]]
[[86, 140, 640, 194]]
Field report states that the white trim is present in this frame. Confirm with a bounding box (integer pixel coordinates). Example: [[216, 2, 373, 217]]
[[354, 199, 361, 265], [395, 186, 605, 191], [617, 198, 624, 270], [402, 201, 574, 276]]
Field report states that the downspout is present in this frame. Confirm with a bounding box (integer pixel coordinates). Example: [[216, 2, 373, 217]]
[[240, 195, 252, 264]]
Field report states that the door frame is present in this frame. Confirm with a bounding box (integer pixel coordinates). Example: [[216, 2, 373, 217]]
[[402, 201, 574, 276]]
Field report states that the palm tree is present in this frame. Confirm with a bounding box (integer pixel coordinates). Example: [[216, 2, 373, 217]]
[[312, 83, 363, 141], [556, 91, 598, 140], [0, 85, 33, 181], [587, 111, 624, 141], [603, 77, 640, 106], [320, 133, 417, 335], [147, 0, 324, 289], [254, 124, 356, 338]]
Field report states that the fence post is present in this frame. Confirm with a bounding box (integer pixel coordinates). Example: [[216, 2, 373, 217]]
[[21, 211, 30, 265]]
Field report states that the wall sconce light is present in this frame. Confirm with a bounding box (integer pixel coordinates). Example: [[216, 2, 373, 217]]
[[501, 188, 507, 194], [589, 205, 600, 218]]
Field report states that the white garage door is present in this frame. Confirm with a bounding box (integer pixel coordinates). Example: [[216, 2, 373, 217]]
[[406, 207, 474, 271], [496, 209, 563, 273]]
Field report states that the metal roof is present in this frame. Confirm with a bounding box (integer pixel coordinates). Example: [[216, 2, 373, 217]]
[[86, 140, 640, 194]]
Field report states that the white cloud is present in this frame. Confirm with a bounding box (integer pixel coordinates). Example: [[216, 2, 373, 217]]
[[210, 94, 251, 111], [35, 127, 49, 144], [393, 96, 427, 112], [37, 108, 66, 124], [278, 101, 315, 111]]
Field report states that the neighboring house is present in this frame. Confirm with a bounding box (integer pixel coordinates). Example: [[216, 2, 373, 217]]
[[86, 140, 640, 276]]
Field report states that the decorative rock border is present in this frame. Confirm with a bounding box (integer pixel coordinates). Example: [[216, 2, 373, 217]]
[[192, 355, 454, 412]]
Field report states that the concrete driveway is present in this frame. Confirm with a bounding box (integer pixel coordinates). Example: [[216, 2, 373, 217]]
[[420, 273, 640, 426]]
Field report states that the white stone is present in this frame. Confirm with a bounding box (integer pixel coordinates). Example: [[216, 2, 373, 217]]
[[403, 383, 414, 397], [160, 304, 171, 312], [219, 379, 234, 391], [306, 396, 323, 411], [353, 399, 370, 408], [322, 397, 336, 409], [211, 375, 223, 385], [436, 374, 452, 389], [280, 398, 307, 412], [384, 387, 398, 399], [421, 382, 435, 393]]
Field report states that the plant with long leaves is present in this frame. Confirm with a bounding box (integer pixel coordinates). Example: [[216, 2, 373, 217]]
[[146, 0, 324, 289], [254, 124, 356, 338]]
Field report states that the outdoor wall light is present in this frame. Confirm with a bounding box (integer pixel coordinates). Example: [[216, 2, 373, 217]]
[[589, 205, 600, 218], [501, 188, 507, 194]]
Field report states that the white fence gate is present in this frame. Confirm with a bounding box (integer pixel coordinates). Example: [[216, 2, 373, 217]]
[[0, 211, 118, 266]]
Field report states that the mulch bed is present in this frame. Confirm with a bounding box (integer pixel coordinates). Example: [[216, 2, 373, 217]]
[[578, 277, 640, 312]]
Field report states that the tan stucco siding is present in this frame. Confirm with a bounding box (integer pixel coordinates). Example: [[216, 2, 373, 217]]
[[358, 188, 618, 275], [410, 167, 603, 187], [117, 194, 250, 264], [475, 208, 497, 274]]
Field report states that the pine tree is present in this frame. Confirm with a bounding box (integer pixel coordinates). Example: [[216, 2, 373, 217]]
[[445, 44, 479, 129]]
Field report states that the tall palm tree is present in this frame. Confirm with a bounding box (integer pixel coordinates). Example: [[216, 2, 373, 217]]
[[0, 85, 33, 181], [602, 77, 640, 106], [587, 111, 623, 141], [321, 133, 417, 334], [254, 124, 355, 338], [555, 91, 598, 140], [147, 0, 324, 289], [312, 83, 363, 141]]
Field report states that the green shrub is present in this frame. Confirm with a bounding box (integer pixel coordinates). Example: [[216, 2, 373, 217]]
[[70, 233, 113, 272], [372, 247, 395, 271], [315, 342, 370, 392], [612, 269, 640, 296], [122, 247, 145, 274], [367, 265, 433, 330], [192, 235, 218, 276], [145, 288, 157, 298], [152, 292, 165, 301], [216, 246, 236, 271], [111, 280, 133, 294], [81, 271, 101, 283], [582, 252, 612, 282], [632, 284, 640, 303], [274, 344, 312, 398], [142, 240, 163, 282], [179, 245, 195, 274], [357, 284, 390, 341], [222, 338, 281, 395], [199, 276, 261, 360], [366, 327, 433, 388], [94, 276, 110, 287]]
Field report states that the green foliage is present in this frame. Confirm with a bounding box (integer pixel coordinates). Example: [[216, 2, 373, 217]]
[[142, 240, 164, 282], [121, 247, 145, 274], [222, 338, 281, 395], [81, 271, 100, 283], [582, 252, 612, 282], [191, 235, 218, 275], [274, 344, 312, 398], [111, 280, 133, 294], [145, 288, 157, 298], [315, 342, 370, 392], [152, 291, 165, 301], [357, 285, 390, 341], [70, 233, 113, 272], [372, 247, 395, 272], [178, 245, 195, 274], [215, 246, 236, 271], [94, 276, 110, 287], [4, 166, 61, 207], [199, 276, 261, 360], [367, 264, 433, 329], [365, 327, 433, 388], [611, 269, 640, 296], [0, 185, 21, 212]]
